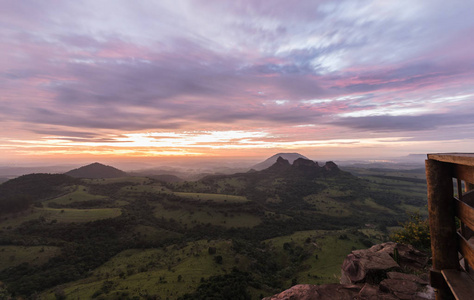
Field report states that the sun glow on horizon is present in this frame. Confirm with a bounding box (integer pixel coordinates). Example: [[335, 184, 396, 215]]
[[1, 129, 429, 160]]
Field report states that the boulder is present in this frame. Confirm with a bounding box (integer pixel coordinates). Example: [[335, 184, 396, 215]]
[[340, 242, 429, 285], [387, 272, 428, 285], [340, 243, 400, 284], [262, 284, 360, 300], [370, 242, 429, 271], [380, 279, 418, 299]]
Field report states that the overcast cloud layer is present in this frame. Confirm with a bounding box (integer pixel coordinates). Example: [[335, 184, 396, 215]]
[[1, 0, 474, 162]]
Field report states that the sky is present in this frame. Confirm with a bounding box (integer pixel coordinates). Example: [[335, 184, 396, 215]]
[[1, 0, 474, 165]]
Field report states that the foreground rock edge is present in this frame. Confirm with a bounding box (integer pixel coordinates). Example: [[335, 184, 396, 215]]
[[264, 242, 434, 300]]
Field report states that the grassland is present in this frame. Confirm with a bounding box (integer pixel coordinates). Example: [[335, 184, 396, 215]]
[[41, 240, 239, 299], [265, 229, 380, 286], [39, 207, 122, 222], [153, 203, 261, 228], [174, 192, 248, 203], [0, 207, 122, 229], [40, 228, 387, 299], [119, 184, 171, 195], [303, 194, 351, 216], [0, 245, 61, 271], [83, 177, 152, 185], [43, 185, 107, 206]]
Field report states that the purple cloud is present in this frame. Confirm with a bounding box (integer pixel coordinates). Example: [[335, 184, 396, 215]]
[[1, 0, 474, 159]]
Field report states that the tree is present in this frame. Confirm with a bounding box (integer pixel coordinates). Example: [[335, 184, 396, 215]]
[[0, 281, 11, 300], [214, 255, 223, 264]]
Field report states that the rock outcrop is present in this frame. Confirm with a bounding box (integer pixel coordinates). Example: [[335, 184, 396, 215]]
[[292, 158, 319, 168], [252, 153, 310, 170], [323, 161, 339, 172], [264, 242, 434, 300], [260, 157, 343, 179]]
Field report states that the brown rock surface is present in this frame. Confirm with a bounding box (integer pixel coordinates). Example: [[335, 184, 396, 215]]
[[380, 279, 418, 299], [262, 284, 360, 300], [340, 243, 400, 284], [387, 272, 428, 285], [372, 242, 429, 271]]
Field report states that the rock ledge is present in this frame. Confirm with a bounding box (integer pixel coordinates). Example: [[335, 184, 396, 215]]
[[264, 242, 434, 300]]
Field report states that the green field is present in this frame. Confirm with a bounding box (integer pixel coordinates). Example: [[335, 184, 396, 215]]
[[0, 207, 122, 228], [39, 229, 387, 299], [304, 194, 351, 216], [83, 177, 151, 185], [153, 203, 261, 228], [1, 209, 44, 229], [38, 208, 122, 222], [119, 183, 172, 195], [174, 192, 248, 203], [43, 185, 108, 206], [266, 229, 383, 286], [0, 245, 61, 271], [42, 240, 239, 299]]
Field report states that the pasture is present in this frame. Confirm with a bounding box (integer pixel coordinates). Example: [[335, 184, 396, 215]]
[[38, 207, 122, 222], [0, 245, 61, 271], [41, 240, 239, 299], [43, 185, 107, 206], [153, 203, 261, 228], [174, 192, 248, 203]]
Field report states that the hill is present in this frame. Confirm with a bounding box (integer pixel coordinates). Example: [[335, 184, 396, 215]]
[[65, 162, 127, 178], [252, 153, 309, 170], [0, 173, 77, 214], [0, 158, 428, 298], [149, 174, 184, 183]]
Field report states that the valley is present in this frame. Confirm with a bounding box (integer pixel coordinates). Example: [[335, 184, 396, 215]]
[[0, 156, 428, 299]]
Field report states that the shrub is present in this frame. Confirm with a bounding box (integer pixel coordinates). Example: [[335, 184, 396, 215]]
[[214, 255, 223, 264], [390, 212, 430, 251]]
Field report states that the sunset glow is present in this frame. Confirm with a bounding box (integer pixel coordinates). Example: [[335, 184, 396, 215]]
[[1, 0, 474, 164]]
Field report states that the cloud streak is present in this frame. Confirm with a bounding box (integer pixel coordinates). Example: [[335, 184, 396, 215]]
[[1, 0, 474, 160]]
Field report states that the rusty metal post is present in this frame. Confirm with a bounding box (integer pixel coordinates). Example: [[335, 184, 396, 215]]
[[426, 159, 458, 300]]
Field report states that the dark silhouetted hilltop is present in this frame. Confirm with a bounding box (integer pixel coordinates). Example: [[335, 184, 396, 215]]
[[261, 156, 341, 178], [65, 162, 127, 178], [0, 173, 77, 213], [252, 153, 309, 170]]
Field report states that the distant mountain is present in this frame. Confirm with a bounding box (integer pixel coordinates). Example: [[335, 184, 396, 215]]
[[197, 156, 347, 209], [259, 156, 340, 178], [202, 156, 343, 188], [252, 153, 310, 170], [65, 162, 128, 178], [0, 165, 75, 177]]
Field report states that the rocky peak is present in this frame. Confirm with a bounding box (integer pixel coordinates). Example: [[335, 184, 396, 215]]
[[262, 156, 291, 173], [275, 156, 291, 166], [292, 158, 318, 168], [323, 161, 339, 171]]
